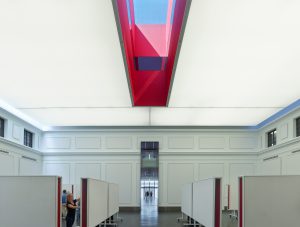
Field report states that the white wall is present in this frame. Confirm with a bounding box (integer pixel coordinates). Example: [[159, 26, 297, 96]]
[[42, 129, 258, 207], [0, 108, 43, 176], [0, 138, 42, 176], [2, 104, 300, 208], [0, 108, 42, 149], [257, 108, 300, 176]]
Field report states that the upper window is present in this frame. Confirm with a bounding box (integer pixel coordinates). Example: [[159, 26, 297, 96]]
[[296, 117, 300, 137], [267, 129, 277, 147], [0, 117, 4, 137], [24, 130, 33, 148]]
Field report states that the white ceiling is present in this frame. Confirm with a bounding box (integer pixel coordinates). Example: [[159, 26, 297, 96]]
[[170, 0, 300, 108], [0, 0, 300, 128], [0, 0, 131, 108]]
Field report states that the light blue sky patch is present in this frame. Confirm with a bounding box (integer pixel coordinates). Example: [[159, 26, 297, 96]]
[[133, 0, 169, 24]]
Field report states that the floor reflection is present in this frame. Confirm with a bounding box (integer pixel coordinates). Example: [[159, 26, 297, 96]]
[[141, 188, 158, 226]]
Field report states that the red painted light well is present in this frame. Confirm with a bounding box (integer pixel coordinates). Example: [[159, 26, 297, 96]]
[[115, 0, 189, 106]]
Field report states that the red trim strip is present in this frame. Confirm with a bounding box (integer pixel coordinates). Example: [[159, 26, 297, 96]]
[[57, 177, 61, 227], [214, 179, 221, 227], [82, 179, 88, 227], [239, 177, 243, 227], [228, 184, 230, 210]]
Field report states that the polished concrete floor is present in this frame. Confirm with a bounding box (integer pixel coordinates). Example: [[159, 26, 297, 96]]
[[62, 210, 238, 227], [117, 193, 238, 227], [63, 192, 237, 227], [118, 211, 238, 227]]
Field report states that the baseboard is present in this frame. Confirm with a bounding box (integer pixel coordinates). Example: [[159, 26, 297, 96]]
[[158, 206, 181, 212], [119, 207, 141, 212], [119, 206, 181, 212]]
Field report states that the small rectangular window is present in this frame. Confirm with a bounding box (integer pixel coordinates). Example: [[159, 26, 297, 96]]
[[24, 130, 33, 148], [0, 117, 4, 137], [296, 117, 300, 137], [267, 129, 277, 147]]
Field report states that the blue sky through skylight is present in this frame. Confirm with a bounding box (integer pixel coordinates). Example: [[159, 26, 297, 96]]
[[133, 0, 169, 24]]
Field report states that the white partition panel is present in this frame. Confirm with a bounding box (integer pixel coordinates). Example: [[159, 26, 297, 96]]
[[192, 178, 221, 227], [81, 178, 109, 227], [0, 176, 61, 227], [240, 176, 300, 227], [181, 183, 193, 217], [108, 183, 119, 217]]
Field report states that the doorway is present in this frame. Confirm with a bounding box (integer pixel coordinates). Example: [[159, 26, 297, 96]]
[[140, 142, 159, 212]]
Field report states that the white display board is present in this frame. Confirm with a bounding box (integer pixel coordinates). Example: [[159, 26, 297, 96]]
[[181, 183, 193, 217], [108, 183, 119, 217], [83, 178, 109, 227], [193, 179, 215, 227], [241, 176, 300, 227], [0, 176, 60, 227], [192, 178, 221, 227]]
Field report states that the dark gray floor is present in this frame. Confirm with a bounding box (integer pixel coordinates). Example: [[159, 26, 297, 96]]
[[117, 211, 238, 227], [62, 210, 237, 227], [116, 193, 237, 227]]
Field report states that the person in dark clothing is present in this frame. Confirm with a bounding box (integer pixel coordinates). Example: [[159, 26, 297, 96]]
[[66, 193, 78, 227]]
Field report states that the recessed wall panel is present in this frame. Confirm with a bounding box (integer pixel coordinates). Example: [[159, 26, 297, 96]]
[[75, 137, 101, 149], [105, 163, 132, 204], [105, 137, 132, 149], [44, 163, 70, 184], [168, 137, 194, 149], [167, 163, 194, 204], [75, 163, 101, 184], [199, 137, 225, 149]]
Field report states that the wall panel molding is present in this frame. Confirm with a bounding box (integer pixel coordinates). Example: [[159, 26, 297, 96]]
[[74, 163, 101, 184], [75, 137, 101, 149], [12, 124, 21, 141], [280, 123, 288, 140], [199, 137, 225, 149], [229, 137, 256, 149], [105, 163, 133, 204], [44, 163, 71, 184], [105, 136, 132, 149], [168, 136, 194, 149], [44, 137, 71, 149], [167, 163, 194, 204]]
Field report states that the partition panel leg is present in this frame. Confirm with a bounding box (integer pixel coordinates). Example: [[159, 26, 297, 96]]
[[116, 212, 123, 222], [177, 212, 185, 222]]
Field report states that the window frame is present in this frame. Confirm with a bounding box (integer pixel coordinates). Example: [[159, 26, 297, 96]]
[[24, 129, 34, 148], [267, 129, 277, 147], [296, 117, 300, 137], [0, 117, 4, 138]]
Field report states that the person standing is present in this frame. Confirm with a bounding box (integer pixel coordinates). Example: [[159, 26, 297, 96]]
[[62, 190, 68, 219], [62, 190, 67, 204], [66, 193, 78, 227]]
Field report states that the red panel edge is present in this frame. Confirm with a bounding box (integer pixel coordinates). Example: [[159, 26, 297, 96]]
[[82, 179, 88, 227], [57, 177, 61, 227], [228, 184, 230, 210], [239, 177, 243, 227], [214, 178, 221, 227]]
